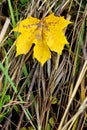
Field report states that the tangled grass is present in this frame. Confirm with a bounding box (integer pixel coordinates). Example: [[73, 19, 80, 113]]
[[0, 0, 87, 130]]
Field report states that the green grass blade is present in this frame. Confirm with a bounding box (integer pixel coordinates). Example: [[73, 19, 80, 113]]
[[7, 0, 16, 27], [0, 63, 23, 102]]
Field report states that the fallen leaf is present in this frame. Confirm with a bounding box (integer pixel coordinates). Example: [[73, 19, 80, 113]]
[[13, 13, 71, 65]]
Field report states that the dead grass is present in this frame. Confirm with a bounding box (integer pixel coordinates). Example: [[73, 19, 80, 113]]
[[0, 0, 87, 130]]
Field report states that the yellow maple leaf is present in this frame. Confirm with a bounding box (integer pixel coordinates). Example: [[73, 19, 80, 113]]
[[13, 13, 71, 65]]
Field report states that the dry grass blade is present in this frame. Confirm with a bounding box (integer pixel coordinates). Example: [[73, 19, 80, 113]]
[[58, 60, 87, 130], [0, 17, 10, 43], [62, 97, 87, 130]]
